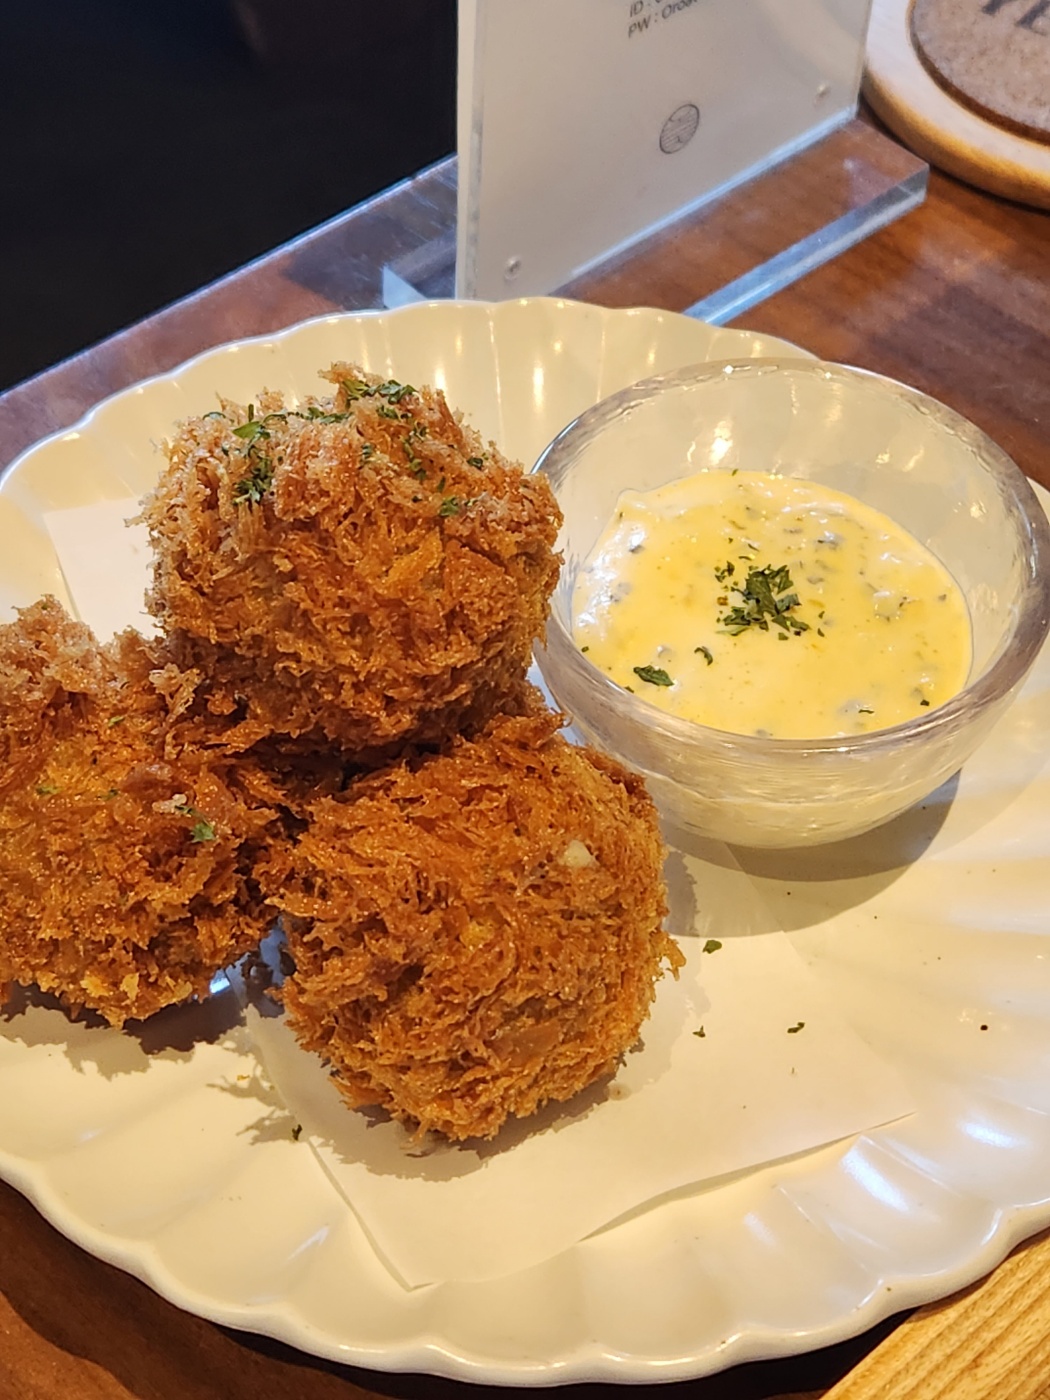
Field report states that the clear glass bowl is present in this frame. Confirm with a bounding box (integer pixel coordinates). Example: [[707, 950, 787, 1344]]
[[533, 358, 1050, 848]]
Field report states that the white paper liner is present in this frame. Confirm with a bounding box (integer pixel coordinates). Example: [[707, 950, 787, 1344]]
[[43, 500, 155, 642]]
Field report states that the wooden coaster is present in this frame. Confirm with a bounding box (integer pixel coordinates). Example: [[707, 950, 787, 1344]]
[[911, 0, 1050, 143], [864, 0, 1050, 208]]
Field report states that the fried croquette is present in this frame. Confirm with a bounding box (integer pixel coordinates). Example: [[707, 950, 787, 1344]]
[[0, 599, 277, 1026], [139, 366, 562, 757], [2, 363, 677, 1152], [261, 710, 682, 1141]]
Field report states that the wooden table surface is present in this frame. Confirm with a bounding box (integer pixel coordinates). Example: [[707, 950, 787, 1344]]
[[2, 124, 1050, 1399]]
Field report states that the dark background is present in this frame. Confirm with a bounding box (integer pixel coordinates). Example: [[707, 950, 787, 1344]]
[[1, 0, 457, 392]]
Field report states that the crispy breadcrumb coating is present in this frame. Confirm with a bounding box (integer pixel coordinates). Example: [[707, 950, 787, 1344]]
[[0, 600, 277, 1026], [262, 710, 681, 1141], [139, 366, 562, 757], [2, 367, 678, 1151]]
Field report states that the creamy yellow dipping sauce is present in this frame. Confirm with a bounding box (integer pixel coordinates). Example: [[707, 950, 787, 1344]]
[[572, 471, 971, 739]]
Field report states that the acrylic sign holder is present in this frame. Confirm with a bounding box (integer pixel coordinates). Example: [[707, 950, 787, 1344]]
[[382, 0, 928, 325]]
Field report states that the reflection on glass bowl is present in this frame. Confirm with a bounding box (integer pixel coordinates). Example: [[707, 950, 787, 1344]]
[[533, 358, 1050, 848]]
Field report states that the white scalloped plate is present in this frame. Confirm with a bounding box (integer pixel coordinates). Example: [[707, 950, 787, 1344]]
[[2, 298, 1050, 1386]]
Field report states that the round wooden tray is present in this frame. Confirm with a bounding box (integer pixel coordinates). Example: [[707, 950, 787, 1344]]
[[863, 0, 1050, 209]]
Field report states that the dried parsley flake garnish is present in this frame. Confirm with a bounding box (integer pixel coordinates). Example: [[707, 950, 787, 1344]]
[[632, 664, 673, 687], [174, 802, 216, 843], [231, 404, 276, 506], [341, 377, 415, 405], [232, 458, 275, 506], [717, 563, 810, 637]]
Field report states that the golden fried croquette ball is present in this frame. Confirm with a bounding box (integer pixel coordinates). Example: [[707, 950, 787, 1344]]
[[139, 366, 562, 757], [262, 710, 681, 1141], [0, 600, 276, 1026]]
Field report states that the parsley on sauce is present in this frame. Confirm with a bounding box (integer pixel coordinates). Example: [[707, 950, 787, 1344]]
[[633, 664, 673, 687], [717, 563, 810, 637]]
